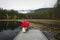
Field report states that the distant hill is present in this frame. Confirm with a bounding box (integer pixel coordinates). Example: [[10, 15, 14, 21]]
[[33, 8, 51, 13]]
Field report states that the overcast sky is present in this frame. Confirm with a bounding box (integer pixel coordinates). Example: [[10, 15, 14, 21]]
[[0, 0, 57, 10]]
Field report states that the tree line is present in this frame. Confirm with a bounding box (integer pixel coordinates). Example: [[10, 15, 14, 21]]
[[0, 6, 60, 19]]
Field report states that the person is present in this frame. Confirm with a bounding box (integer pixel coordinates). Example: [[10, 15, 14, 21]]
[[21, 20, 30, 32]]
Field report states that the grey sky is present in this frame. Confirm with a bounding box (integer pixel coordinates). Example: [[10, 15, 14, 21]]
[[0, 0, 57, 10]]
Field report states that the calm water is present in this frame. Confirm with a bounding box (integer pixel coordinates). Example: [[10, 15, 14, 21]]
[[0, 27, 21, 40]]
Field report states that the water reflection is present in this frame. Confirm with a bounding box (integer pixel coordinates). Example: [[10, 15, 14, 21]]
[[0, 27, 20, 40]]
